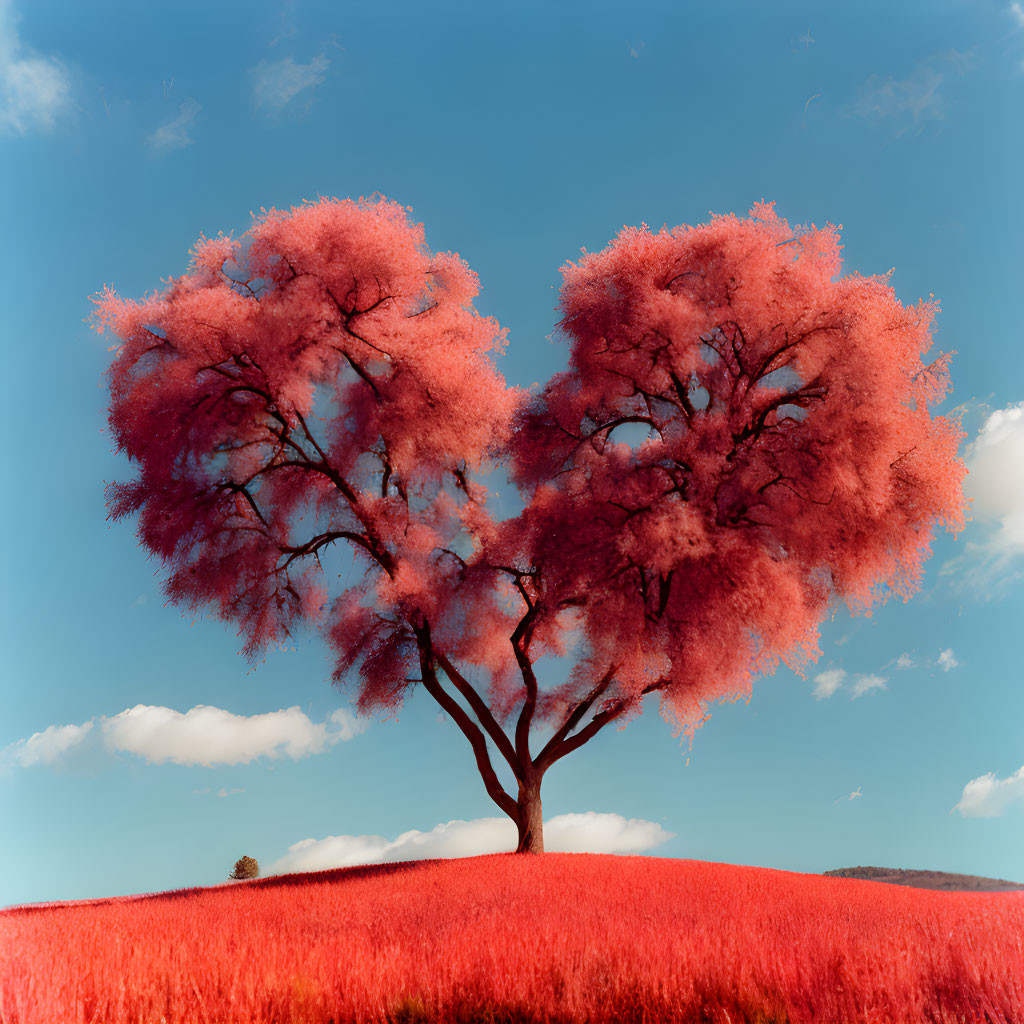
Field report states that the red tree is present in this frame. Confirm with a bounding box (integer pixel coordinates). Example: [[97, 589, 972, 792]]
[[93, 197, 966, 853]]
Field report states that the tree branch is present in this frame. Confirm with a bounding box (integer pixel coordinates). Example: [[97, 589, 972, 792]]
[[539, 676, 670, 771], [432, 649, 523, 779], [415, 626, 518, 821], [535, 666, 616, 771], [510, 605, 540, 769]]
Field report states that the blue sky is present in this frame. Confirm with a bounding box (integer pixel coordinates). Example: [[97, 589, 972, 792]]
[[2, 0, 1022, 907]]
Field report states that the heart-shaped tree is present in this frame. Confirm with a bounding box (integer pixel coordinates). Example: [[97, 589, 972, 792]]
[[93, 197, 966, 853]]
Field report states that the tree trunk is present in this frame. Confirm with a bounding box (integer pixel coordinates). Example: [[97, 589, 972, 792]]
[[515, 779, 544, 853]]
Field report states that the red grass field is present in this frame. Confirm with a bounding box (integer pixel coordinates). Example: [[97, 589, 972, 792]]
[[2, 853, 1022, 1023]]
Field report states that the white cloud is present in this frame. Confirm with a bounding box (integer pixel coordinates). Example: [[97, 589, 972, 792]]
[[964, 403, 1024, 559], [952, 766, 1024, 817], [850, 674, 887, 699], [0, 0, 71, 134], [267, 812, 674, 875], [543, 812, 673, 854], [1011, 2, 1024, 27], [103, 704, 364, 766], [2, 705, 364, 769], [937, 648, 960, 672], [941, 402, 1024, 595], [251, 55, 328, 111], [895, 653, 914, 670], [849, 49, 977, 129], [3, 720, 94, 767], [833, 786, 862, 803], [148, 98, 200, 152], [217, 787, 245, 798], [812, 668, 845, 700]]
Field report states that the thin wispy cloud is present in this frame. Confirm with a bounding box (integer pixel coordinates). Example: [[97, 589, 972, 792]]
[[834, 787, 862, 804], [812, 668, 846, 700], [849, 49, 977, 132], [149, 98, 200, 152], [251, 54, 328, 111], [952, 766, 1024, 817], [268, 813, 673, 875], [937, 648, 960, 672], [2, 704, 365, 769], [850, 674, 887, 699], [1010, 2, 1024, 28], [0, 0, 71, 135], [895, 653, 915, 670]]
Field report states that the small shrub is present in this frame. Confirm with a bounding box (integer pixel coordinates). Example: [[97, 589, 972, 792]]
[[228, 855, 259, 880]]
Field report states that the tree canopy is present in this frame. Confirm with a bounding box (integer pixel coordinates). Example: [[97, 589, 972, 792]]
[[93, 196, 966, 852]]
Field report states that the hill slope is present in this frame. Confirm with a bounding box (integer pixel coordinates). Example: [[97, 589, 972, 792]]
[[3, 855, 1023, 1024]]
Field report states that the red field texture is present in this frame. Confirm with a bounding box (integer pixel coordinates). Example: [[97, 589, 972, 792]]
[[2, 854, 1023, 1024]]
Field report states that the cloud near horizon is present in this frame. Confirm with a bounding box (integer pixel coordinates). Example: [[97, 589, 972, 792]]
[[952, 766, 1024, 817], [267, 813, 674, 875], [0, 0, 71, 134], [2, 704, 365, 769]]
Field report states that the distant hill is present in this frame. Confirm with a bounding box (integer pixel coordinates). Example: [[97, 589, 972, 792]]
[[823, 866, 1024, 892]]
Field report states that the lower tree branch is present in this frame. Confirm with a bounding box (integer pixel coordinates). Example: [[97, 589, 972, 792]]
[[415, 625, 518, 821], [432, 648, 523, 779]]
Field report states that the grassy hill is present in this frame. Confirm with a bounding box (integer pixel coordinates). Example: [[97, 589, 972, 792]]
[[2, 854, 1023, 1023]]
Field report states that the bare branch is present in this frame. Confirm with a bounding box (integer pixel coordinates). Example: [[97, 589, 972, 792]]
[[535, 666, 616, 771], [415, 626, 518, 820], [432, 649, 522, 778]]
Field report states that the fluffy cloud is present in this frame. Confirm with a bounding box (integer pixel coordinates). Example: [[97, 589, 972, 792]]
[[251, 55, 328, 111], [5, 721, 94, 767], [812, 668, 846, 700], [940, 402, 1024, 595], [964, 404, 1024, 559], [937, 648, 960, 672], [267, 812, 674, 875], [148, 98, 200, 152], [2, 705, 364, 769], [952, 766, 1024, 817], [850, 674, 887, 699], [895, 653, 915, 670], [0, 0, 71, 134]]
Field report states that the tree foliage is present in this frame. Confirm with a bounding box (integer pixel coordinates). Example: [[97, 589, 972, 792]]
[[94, 196, 966, 852], [229, 856, 259, 880]]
